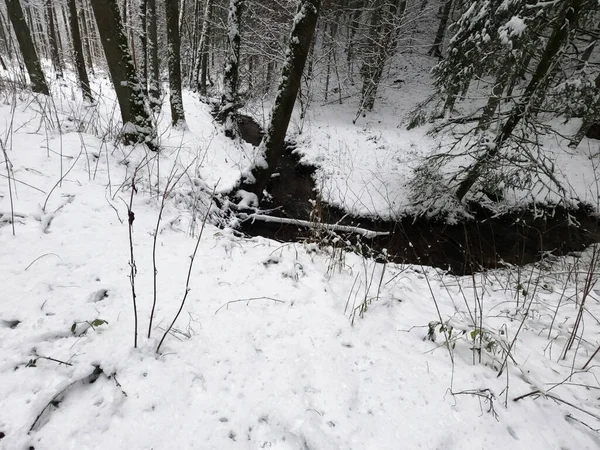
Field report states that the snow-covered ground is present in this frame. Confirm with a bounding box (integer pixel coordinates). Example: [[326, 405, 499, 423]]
[[1, 74, 600, 449]]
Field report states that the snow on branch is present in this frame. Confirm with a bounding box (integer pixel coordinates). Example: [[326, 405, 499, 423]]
[[239, 213, 390, 239]]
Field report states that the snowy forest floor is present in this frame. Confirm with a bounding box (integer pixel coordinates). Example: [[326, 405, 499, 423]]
[[1, 70, 600, 449]]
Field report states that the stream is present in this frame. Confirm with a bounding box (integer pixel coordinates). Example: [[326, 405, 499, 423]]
[[231, 114, 600, 275]]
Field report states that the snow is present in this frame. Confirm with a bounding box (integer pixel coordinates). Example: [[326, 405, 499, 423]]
[[1, 65, 600, 450], [499, 16, 527, 46], [235, 189, 259, 209]]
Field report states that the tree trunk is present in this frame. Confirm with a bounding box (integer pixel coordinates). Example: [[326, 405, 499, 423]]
[[126, 0, 137, 71], [504, 48, 532, 101], [166, 0, 186, 127], [188, 0, 201, 84], [60, 4, 72, 56], [0, 10, 13, 60], [576, 20, 599, 71], [147, 0, 161, 112], [477, 72, 508, 131], [254, 0, 321, 196], [324, 21, 337, 101], [89, 0, 155, 147], [178, 0, 187, 32], [359, 0, 401, 113], [25, 4, 46, 60], [140, 0, 147, 84], [218, 0, 243, 130], [345, 0, 363, 82], [194, 0, 213, 94], [46, 0, 64, 78], [428, 0, 452, 59], [456, 0, 582, 201], [79, 0, 95, 75], [5, 0, 49, 95], [67, 0, 93, 102]]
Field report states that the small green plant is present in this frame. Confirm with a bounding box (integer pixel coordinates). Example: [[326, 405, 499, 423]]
[[426, 320, 503, 363], [71, 318, 109, 335]]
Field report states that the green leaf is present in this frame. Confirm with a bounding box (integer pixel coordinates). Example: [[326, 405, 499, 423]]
[[71, 323, 77, 334], [470, 329, 480, 340], [90, 319, 108, 328]]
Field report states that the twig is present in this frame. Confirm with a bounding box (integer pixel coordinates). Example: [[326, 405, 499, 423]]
[[582, 344, 600, 371], [43, 148, 83, 212], [127, 168, 139, 348], [36, 355, 73, 366], [148, 154, 198, 338], [514, 390, 600, 421], [24, 253, 61, 271], [30, 366, 103, 432], [214, 297, 285, 314], [156, 183, 218, 353], [0, 173, 46, 194], [423, 267, 454, 364], [0, 139, 15, 235]]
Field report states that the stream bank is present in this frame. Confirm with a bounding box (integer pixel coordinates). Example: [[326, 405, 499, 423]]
[[229, 114, 600, 275]]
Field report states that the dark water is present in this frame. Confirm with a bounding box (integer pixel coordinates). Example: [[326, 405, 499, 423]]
[[231, 114, 600, 275]]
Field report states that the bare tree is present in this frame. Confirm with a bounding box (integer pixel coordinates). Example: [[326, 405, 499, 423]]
[[166, 0, 186, 127], [147, 0, 161, 112], [254, 0, 321, 195], [139, 0, 147, 84], [5, 0, 49, 95], [194, 0, 213, 95], [89, 0, 156, 147], [45, 0, 64, 78], [217, 0, 243, 131], [79, 0, 95, 75], [358, 0, 406, 115], [428, 0, 452, 58], [67, 0, 93, 101]]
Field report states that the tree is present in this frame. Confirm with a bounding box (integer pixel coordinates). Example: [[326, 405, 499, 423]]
[[89, 0, 156, 147], [0, 10, 14, 61], [45, 0, 64, 78], [139, 0, 148, 85], [217, 0, 244, 133], [455, 0, 590, 200], [166, 0, 186, 127], [428, 0, 452, 58], [193, 0, 213, 95], [568, 72, 600, 148], [147, 0, 161, 112], [67, 0, 93, 101], [79, 0, 95, 75], [254, 0, 321, 196], [5, 0, 49, 95], [358, 0, 406, 115], [432, 0, 528, 117]]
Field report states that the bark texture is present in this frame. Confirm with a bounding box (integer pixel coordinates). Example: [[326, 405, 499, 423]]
[[166, 0, 186, 127], [67, 0, 93, 101], [218, 0, 243, 129], [89, 0, 155, 147], [5, 0, 49, 95], [147, 0, 161, 112], [254, 0, 321, 195]]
